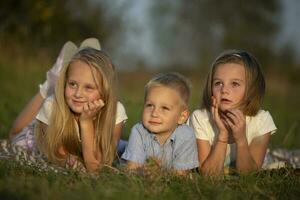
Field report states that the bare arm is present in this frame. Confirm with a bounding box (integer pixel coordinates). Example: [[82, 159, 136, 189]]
[[198, 97, 229, 175], [79, 99, 105, 172], [197, 138, 227, 175], [113, 122, 124, 145], [9, 92, 44, 140], [235, 133, 270, 173], [223, 109, 270, 173], [80, 119, 101, 171]]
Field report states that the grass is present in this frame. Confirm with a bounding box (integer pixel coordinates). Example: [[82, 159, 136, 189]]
[[0, 49, 300, 199], [0, 160, 299, 199]]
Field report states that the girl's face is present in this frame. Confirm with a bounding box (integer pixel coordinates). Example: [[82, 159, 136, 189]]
[[212, 63, 246, 112], [65, 60, 101, 114]]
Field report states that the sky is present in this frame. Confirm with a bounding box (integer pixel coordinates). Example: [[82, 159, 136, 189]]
[[98, 0, 300, 69], [277, 0, 300, 55]]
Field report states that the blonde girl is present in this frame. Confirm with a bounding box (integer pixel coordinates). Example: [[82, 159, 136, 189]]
[[189, 50, 277, 175], [34, 48, 116, 171], [9, 39, 127, 171]]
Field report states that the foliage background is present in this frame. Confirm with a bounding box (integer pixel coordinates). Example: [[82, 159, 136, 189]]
[[1, 0, 299, 148], [0, 0, 299, 199]]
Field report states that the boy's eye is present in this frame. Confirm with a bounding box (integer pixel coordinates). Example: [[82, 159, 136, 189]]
[[145, 103, 153, 108]]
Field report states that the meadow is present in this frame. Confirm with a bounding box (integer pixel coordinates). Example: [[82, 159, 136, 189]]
[[0, 49, 299, 199]]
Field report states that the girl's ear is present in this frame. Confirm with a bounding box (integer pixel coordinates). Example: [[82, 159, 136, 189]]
[[178, 109, 189, 124]]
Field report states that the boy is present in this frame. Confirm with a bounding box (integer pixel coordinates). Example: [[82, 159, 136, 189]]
[[122, 72, 199, 174]]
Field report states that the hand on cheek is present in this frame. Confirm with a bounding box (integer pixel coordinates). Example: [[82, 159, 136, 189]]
[[211, 96, 229, 140], [80, 99, 105, 122]]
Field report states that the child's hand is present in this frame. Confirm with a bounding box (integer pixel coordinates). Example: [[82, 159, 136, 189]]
[[222, 109, 246, 145], [79, 99, 105, 122], [211, 96, 229, 141]]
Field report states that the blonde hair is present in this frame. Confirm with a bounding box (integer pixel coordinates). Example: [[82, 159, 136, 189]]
[[202, 50, 265, 116], [145, 72, 191, 108], [35, 48, 117, 167]]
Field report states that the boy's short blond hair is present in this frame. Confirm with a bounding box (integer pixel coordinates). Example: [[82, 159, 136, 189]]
[[145, 72, 191, 108]]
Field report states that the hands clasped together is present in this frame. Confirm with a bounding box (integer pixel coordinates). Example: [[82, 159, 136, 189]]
[[211, 96, 247, 145]]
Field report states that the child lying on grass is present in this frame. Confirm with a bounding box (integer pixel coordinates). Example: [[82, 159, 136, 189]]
[[122, 72, 199, 175]]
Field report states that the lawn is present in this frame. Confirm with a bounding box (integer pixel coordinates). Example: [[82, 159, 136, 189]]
[[0, 51, 299, 199]]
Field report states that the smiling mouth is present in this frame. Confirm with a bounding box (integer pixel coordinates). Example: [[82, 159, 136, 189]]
[[72, 100, 86, 106], [148, 121, 162, 125]]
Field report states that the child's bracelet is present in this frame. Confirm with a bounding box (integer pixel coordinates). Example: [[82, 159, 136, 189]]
[[217, 139, 228, 144]]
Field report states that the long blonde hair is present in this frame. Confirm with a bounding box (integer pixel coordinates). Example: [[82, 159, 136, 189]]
[[35, 48, 117, 166]]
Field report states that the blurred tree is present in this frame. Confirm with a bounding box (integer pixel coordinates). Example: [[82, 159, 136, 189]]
[[0, 0, 122, 52], [207, 0, 280, 65], [150, 0, 281, 68]]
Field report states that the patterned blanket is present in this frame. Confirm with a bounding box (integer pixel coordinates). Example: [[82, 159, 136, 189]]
[[0, 139, 86, 174], [263, 148, 300, 169], [1, 139, 299, 175]]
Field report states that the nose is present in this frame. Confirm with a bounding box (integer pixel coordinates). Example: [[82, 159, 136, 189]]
[[74, 87, 83, 98], [151, 107, 159, 117], [221, 84, 229, 94]]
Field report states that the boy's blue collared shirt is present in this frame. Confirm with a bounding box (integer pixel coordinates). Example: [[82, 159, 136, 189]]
[[122, 122, 199, 170]]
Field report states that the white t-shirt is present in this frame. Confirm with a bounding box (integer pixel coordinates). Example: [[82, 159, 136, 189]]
[[36, 95, 128, 125], [189, 109, 277, 167]]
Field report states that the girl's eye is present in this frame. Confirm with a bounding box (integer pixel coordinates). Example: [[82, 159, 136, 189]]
[[162, 106, 170, 111], [232, 82, 240, 87], [213, 81, 222, 87], [85, 85, 95, 91], [68, 81, 77, 88]]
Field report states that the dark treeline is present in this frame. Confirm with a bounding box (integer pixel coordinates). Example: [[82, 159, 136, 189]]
[[0, 0, 121, 55], [0, 0, 298, 70], [148, 0, 297, 69]]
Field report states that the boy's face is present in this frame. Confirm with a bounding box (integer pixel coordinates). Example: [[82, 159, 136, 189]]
[[142, 85, 188, 137]]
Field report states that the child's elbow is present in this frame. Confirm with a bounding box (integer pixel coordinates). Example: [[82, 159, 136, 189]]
[[127, 160, 143, 170], [175, 169, 189, 176], [85, 160, 101, 172], [199, 165, 223, 176], [8, 127, 19, 141]]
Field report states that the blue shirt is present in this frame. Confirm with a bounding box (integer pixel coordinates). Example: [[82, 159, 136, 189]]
[[122, 123, 199, 170]]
